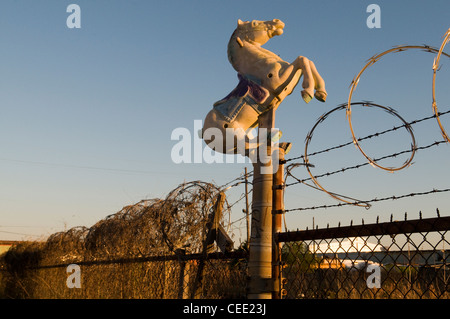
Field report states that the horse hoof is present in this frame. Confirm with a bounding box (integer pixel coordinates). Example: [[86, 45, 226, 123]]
[[301, 90, 313, 103], [268, 130, 282, 143], [279, 142, 292, 154], [314, 91, 327, 102]]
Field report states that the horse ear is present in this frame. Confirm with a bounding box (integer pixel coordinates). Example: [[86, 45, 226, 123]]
[[236, 37, 244, 48], [237, 19, 244, 26]]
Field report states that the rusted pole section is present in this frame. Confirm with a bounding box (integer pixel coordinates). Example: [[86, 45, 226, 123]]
[[272, 145, 286, 299], [244, 167, 250, 249], [248, 108, 275, 299]]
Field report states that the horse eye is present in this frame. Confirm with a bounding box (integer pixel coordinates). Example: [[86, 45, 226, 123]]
[[267, 73, 273, 78]]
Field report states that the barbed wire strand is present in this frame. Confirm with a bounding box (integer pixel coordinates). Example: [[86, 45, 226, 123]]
[[285, 187, 450, 212], [302, 102, 417, 208], [285, 107, 450, 164], [286, 139, 448, 188]]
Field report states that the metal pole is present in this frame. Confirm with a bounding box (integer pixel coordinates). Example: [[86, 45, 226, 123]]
[[272, 145, 286, 299], [248, 108, 275, 299], [244, 167, 250, 249]]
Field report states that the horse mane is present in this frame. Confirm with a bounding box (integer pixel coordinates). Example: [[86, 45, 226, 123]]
[[227, 28, 281, 71], [227, 30, 240, 66]]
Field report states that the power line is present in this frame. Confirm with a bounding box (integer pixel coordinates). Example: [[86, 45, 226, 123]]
[[0, 230, 41, 237], [0, 157, 167, 175]]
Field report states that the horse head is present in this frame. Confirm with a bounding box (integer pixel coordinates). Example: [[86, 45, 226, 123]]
[[234, 19, 285, 47]]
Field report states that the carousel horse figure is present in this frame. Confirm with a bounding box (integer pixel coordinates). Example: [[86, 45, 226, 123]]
[[201, 19, 327, 156]]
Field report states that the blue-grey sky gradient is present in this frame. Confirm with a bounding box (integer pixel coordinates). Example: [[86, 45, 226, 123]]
[[0, 0, 449, 243]]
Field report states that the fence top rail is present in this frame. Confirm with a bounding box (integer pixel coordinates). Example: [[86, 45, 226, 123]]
[[275, 216, 450, 243], [13, 250, 249, 270]]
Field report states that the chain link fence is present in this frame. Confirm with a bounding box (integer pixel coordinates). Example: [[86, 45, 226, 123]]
[[278, 215, 450, 299], [0, 246, 248, 299], [2, 215, 448, 299]]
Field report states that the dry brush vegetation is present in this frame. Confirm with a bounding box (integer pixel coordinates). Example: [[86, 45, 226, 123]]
[[0, 181, 248, 299]]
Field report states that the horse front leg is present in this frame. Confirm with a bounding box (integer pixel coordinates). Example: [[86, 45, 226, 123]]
[[266, 57, 327, 104], [293, 56, 315, 103], [309, 60, 327, 102], [293, 56, 327, 103]]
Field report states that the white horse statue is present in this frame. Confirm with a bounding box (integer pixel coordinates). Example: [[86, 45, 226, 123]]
[[201, 19, 327, 156]]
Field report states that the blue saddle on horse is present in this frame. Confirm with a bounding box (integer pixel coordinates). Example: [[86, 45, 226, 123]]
[[213, 74, 270, 123]]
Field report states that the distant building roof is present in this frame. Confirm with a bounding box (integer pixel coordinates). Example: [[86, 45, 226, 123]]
[[309, 237, 385, 254], [0, 240, 20, 255], [0, 240, 19, 246]]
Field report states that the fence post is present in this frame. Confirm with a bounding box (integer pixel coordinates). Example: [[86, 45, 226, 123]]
[[248, 108, 275, 299], [191, 192, 232, 298], [244, 167, 250, 249], [272, 144, 287, 299], [176, 248, 189, 299]]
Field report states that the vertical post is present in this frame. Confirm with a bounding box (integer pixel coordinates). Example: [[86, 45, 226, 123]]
[[272, 145, 286, 299], [191, 192, 232, 298], [176, 248, 188, 299], [244, 167, 250, 248], [248, 108, 275, 299]]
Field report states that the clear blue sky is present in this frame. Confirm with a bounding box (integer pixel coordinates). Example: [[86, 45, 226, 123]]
[[0, 0, 449, 243]]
